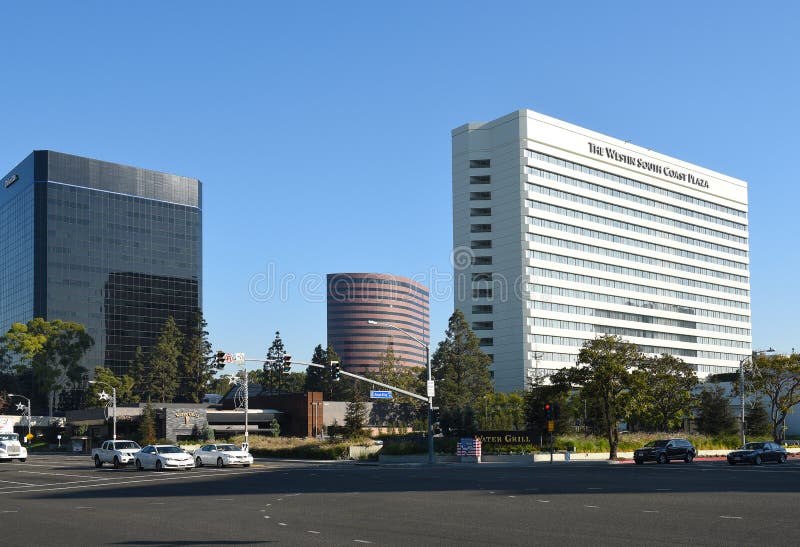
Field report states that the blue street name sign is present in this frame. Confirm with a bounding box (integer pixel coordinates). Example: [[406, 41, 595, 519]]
[[370, 390, 392, 399]]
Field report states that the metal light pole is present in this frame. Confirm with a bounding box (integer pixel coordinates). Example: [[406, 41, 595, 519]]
[[89, 381, 117, 440], [740, 348, 774, 447], [8, 394, 32, 439], [367, 320, 435, 464]]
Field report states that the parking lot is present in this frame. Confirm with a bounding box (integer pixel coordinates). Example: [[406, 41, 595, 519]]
[[3, 454, 800, 546]]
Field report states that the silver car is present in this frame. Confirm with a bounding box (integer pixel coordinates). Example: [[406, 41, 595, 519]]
[[193, 443, 253, 468]]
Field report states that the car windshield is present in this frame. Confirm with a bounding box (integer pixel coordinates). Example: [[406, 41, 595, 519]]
[[0, 433, 19, 441], [157, 446, 183, 454], [644, 440, 669, 448], [115, 442, 140, 450], [743, 442, 765, 450], [217, 445, 238, 452]]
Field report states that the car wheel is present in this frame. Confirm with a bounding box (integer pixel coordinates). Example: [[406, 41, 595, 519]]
[[136, 459, 143, 471], [634, 458, 643, 465], [156, 460, 163, 472], [657, 453, 668, 464], [195, 456, 203, 467], [18, 458, 26, 463], [216, 457, 224, 468], [753, 455, 762, 466], [94, 456, 103, 468], [778, 454, 787, 464], [113, 457, 121, 469], [243, 464, 251, 468], [685, 452, 694, 464]]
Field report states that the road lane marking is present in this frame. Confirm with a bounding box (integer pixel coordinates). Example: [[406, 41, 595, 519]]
[[278, 523, 287, 526], [307, 531, 320, 534], [20, 471, 99, 479], [642, 510, 659, 513], [720, 516, 742, 519], [74, 507, 93, 510], [0, 480, 35, 486], [263, 516, 270, 519], [215, 498, 234, 501], [354, 540, 372, 544], [584, 505, 599, 508], [536, 500, 550, 503], [1, 510, 19, 513]]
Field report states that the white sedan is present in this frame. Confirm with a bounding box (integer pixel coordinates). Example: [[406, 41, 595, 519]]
[[134, 444, 195, 471], [193, 443, 253, 468]]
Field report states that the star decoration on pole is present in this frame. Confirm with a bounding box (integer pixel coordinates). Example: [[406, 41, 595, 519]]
[[98, 390, 111, 401], [16, 402, 26, 412]]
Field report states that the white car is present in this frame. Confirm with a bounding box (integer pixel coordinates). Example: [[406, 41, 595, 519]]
[[134, 444, 194, 471], [193, 443, 253, 468]]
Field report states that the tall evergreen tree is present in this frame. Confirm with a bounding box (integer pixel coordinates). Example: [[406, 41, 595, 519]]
[[128, 346, 147, 400], [344, 387, 368, 439], [430, 309, 493, 411], [305, 344, 329, 393], [263, 331, 287, 393], [139, 401, 157, 445], [181, 312, 214, 402], [145, 317, 183, 402], [695, 384, 738, 436]]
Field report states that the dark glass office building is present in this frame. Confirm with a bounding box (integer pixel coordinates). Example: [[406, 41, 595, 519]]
[[0, 151, 202, 377]]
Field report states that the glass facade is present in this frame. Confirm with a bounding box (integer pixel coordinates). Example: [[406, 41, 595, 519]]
[[1, 151, 202, 377]]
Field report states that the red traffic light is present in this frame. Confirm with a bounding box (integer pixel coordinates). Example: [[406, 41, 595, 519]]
[[544, 403, 551, 410]]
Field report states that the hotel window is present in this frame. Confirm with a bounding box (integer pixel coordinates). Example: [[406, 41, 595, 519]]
[[472, 305, 493, 314], [470, 175, 491, 184], [472, 256, 492, 265], [473, 288, 493, 298], [471, 240, 492, 249], [479, 337, 494, 346], [473, 321, 494, 330], [470, 191, 491, 200], [470, 159, 491, 168], [471, 223, 492, 233], [472, 272, 492, 282], [470, 208, 491, 217]]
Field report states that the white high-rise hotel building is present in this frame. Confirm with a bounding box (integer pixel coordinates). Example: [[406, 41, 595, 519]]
[[453, 110, 751, 393]]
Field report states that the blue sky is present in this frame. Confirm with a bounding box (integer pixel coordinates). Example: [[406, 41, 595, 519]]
[[1, 1, 798, 372]]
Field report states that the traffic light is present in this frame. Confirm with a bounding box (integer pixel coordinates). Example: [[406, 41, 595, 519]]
[[330, 360, 340, 381], [544, 402, 553, 420], [282, 354, 292, 374], [214, 350, 226, 368]]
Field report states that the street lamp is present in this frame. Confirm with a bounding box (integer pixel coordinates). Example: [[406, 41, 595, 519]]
[[8, 394, 31, 440], [88, 381, 117, 440], [367, 319, 435, 464], [740, 348, 774, 447]]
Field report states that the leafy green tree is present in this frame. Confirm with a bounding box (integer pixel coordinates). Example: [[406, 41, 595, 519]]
[[746, 400, 771, 437], [430, 310, 492, 412], [480, 391, 526, 430], [144, 317, 183, 402], [139, 401, 157, 445], [695, 384, 738, 436], [344, 389, 368, 439], [747, 353, 800, 442], [629, 354, 698, 431], [368, 345, 424, 404], [181, 313, 214, 403], [87, 366, 139, 407], [2, 318, 94, 414], [552, 335, 640, 459], [305, 344, 352, 400]]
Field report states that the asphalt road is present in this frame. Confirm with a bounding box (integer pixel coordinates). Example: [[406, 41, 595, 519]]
[[1, 454, 799, 546]]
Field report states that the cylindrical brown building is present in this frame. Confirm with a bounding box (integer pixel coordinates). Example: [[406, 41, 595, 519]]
[[327, 273, 430, 373]]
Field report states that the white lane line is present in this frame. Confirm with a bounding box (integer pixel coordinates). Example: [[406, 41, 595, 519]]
[[584, 505, 600, 508], [147, 502, 165, 505], [508, 496, 516, 498], [215, 498, 234, 501], [720, 516, 743, 519], [278, 523, 287, 526], [642, 510, 659, 513], [74, 506, 93, 510], [0, 473, 215, 494], [353, 540, 372, 544], [536, 499, 550, 503], [1, 510, 19, 513], [21, 471, 100, 479], [263, 516, 270, 519], [307, 531, 320, 534], [0, 480, 36, 486]]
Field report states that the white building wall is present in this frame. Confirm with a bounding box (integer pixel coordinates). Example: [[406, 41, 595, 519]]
[[453, 110, 751, 393]]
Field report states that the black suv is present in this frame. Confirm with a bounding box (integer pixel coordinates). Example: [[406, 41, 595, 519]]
[[634, 438, 696, 464]]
